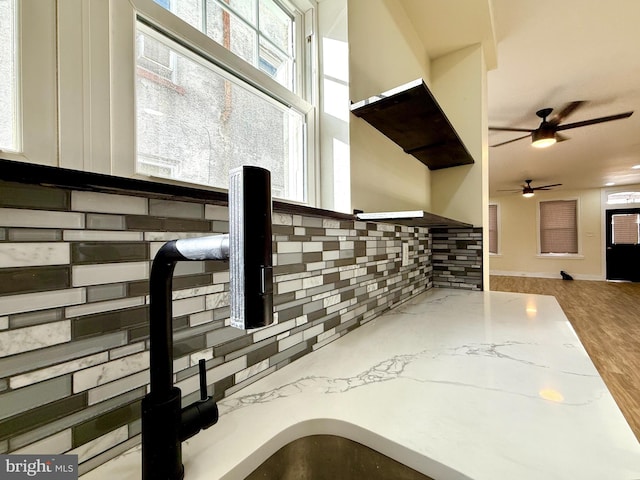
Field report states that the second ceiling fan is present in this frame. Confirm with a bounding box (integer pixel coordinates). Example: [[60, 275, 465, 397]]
[[500, 180, 562, 198], [489, 101, 633, 148]]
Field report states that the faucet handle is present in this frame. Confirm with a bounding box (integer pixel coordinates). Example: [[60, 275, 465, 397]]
[[199, 359, 208, 401], [180, 360, 219, 442]]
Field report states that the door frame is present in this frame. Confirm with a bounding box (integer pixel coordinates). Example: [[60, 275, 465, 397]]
[[600, 186, 640, 281], [605, 207, 640, 281]]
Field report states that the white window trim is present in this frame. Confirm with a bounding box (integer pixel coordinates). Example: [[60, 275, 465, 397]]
[[57, 0, 113, 173], [536, 197, 583, 258], [109, 0, 318, 205], [0, 0, 57, 166], [535, 253, 585, 259], [602, 184, 640, 209]]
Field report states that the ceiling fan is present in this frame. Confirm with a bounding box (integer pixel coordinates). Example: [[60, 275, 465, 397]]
[[499, 180, 562, 198], [489, 101, 633, 148]]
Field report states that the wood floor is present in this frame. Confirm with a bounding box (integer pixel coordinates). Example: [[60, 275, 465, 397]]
[[490, 275, 640, 442]]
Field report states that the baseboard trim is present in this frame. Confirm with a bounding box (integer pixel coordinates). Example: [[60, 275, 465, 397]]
[[489, 270, 604, 281]]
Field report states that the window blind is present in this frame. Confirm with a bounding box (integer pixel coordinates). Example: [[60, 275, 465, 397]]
[[540, 200, 578, 254], [488, 204, 498, 254], [612, 213, 640, 244]]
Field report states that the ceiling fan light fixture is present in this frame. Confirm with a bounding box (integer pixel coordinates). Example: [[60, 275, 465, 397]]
[[531, 128, 556, 148], [522, 182, 535, 197]]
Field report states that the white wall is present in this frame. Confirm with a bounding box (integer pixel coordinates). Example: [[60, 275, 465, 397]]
[[317, 0, 351, 212]]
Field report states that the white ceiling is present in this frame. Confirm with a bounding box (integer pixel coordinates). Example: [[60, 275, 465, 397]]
[[487, 0, 640, 196], [399, 0, 497, 69]]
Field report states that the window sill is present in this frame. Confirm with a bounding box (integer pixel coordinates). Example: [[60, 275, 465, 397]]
[[0, 157, 354, 221], [536, 254, 584, 259]]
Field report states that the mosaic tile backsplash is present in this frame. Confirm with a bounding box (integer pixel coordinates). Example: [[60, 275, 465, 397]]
[[0, 178, 489, 474], [432, 228, 483, 291]]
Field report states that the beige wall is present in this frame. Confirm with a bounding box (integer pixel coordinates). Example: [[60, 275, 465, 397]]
[[348, 0, 432, 212], [348, 4, 490, 221], [430, 44, 489, 287], [347, 3, 490, 285], [489, 188, 604, 280], [430, 44, 487, 228]]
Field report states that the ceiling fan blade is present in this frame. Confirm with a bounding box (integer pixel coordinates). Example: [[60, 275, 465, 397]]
[[532, 183, 563, 190], [489, 126, 534, 132], [490, 134, 531, 147], [549, 101, 585, 126], [556, 111, 633, 131]]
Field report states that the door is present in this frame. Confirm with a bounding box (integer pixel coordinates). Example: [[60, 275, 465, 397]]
[[606, 208, 640, 282]]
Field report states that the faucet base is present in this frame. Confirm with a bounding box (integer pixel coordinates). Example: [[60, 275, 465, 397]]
[[142, 387, 185, 480]]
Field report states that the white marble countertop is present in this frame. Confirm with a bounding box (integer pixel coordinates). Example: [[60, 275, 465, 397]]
[[83, 289, 640, 479]]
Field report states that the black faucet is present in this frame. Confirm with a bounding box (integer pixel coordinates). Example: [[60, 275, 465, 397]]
[[141, 166, 273, 480]]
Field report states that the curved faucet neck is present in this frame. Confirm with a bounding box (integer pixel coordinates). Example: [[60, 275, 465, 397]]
[[148, 241, 182, 402]]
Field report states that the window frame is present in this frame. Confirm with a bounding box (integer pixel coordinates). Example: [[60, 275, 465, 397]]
[[0, 0, 57, 166], [537, 198, 582, 257], [110, 0, 317, 204], [610, 212, 640, 245]]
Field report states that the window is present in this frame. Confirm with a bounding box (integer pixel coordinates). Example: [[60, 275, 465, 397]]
[[136, 25, 305, 200], [539, 200, 578, 254], [134, 0, 312, 203], [607, 191, 640, 205], [156, 0, 295, 91], [611, 213, 639, 245], [0, 0, 57, 165], [488, 204, 498, 254], [0, 0, 17, 152]]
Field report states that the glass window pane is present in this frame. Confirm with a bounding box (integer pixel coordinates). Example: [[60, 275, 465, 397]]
[[259, 0, 292, 54], [259, 37, 292, 89], [155, 0, 294, 90], [174, 0, 204, 30], [135, 29, 305, 202], [215, 0, 256, 26], [0, 0, 17, 152], [206, 2, 257, 66], [136, 32, 175, 81], [607, 191, 640, 204], [612, 214, 639, 245]]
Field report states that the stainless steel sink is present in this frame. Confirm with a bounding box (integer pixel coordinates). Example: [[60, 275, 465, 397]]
[[244, 434, 435, 480]]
